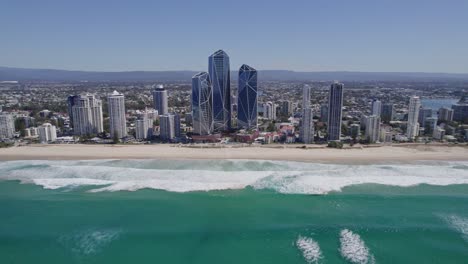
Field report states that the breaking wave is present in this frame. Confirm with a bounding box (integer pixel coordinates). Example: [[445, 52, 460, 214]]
[[296, 235, 322, 263], [1, 159, 468, 194], [441, 214, 468, 242], [339, 229, 374, 264], [58, 228, 122, 256]]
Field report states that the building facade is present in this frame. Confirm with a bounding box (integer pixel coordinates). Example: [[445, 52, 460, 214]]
[[153, 85, 168, 115], [160, 113, 180, 140], [70, 94, 103, 136], [381, 104, 394, 123], [237, 64, 258, 130], [107, 90, 127, 139], [209, 50, 231, 131], [365, 115, 381, 143], [0, 113, 15, 139], [438, 107, 454, 122], [327, 82, 344, 141], [192, 72, 213, 135], [38, 123, 57, 143], [371, 99, 382, 117], [407, 96, 421, 140], [301, 85, 314, 143]]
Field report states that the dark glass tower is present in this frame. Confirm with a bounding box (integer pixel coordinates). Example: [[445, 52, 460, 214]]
[[327, 82, 344, 141], [237, 64, 258, 130], [209, 50, 231, 132], [192, 72, 213, 135]]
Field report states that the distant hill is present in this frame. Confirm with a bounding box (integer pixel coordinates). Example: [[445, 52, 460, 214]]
[[1, 66, 468, 82]]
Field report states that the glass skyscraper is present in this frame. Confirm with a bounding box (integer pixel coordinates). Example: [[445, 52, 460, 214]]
[[237, 64, 258, 130], [192, 72, 213, 135], [327, 82, 344, 141], [209, 50, 231, 132]]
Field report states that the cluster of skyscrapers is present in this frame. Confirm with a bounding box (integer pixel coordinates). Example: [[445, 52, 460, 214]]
[[192, 50, 258, 135]]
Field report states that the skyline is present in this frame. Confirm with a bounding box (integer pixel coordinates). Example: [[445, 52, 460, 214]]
[[1, 0, 468, 73]]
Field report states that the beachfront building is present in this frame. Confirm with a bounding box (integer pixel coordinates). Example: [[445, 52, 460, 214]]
[[407, 96, 421, 140], [438, 107, 454, 122], [425, 117, 438, 135], [381, 104, 394, 123], [153, 85, 168, 115], [69, 94, 103, 136], [135, 111, 154, 141], [0, 113, 15, 139], [107, 90, 127, 139], [365, 115, 381, 143], [209, 50, 231, 132], [327, 82, 344, 141], [192, 72, 213, 135], [237, 64, 258, 130], [160, 113, 180, 140], [38, 123, 57, 143], [300, 85, 314, 144], [371, 99, 382, 117]]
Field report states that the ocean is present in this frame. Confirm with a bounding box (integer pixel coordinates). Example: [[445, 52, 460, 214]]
[[0, 159, 467, 263]]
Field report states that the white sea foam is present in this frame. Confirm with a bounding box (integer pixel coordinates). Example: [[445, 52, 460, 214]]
[[339, 229, 374, 264], [59, 228, 122, 255], [296, 236, 322, 263], [1, 160, 468, 194], [442, 215, 468, 242]]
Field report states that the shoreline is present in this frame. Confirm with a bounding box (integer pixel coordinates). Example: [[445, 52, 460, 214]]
[[1, 144, 468, 164]]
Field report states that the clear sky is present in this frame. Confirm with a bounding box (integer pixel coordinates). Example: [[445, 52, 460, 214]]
[[1, 0, 467, 73]]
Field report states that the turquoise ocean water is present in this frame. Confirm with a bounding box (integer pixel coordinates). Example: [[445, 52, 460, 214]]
[[0, 159, 467, 263]]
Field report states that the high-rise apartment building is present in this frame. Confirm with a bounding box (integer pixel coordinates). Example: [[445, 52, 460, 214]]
[[371, 99, 382, 117], [365, 115, 381, 143], [153, 85, 168, 115], [381, 104, 394, 123], [209, 50, 231, 131], [301, 85, 314, 143], [107, 90, 127, 139], [0, 113, 15, 139], [237, 64, 258, 130], [69, 94, 103, 136], [192, 72, 213, 135], [327, 82, 344, 141], [38, 123, 57, 143], [407, 96, 421, 140]]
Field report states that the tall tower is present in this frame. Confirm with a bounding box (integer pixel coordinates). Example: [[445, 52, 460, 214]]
[[301, 85, 314, 143], [192, 72, 213, 135], [209, 50, 231, 132], [365, 115, 381, 143], [70, 94, 103, 136], [237, 64, 258, 130], [407, 96, 421, 140], [107, 90, 127, 139], [327, 82, 344, 141], [371, 99, 382, 117], [153, 84, 168, 115]]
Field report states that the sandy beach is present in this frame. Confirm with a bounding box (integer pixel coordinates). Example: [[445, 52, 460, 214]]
[[0, 144, 467, 163]]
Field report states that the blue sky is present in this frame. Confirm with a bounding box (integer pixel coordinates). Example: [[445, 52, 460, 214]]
[[1, 0, 467, 73]]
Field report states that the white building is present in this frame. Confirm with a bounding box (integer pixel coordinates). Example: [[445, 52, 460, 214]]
[[108, 91, 127, 139], [433, 126, 445, 140], [71, 94, 104, 136], [371, 99, 382, 117], [135, 111, 154, 140], [406, 96, 421, 140], [438, 107, 454, 122], [365, 115, 381, 143], [38, 123, 57, 143], [263, 102, 276, 120], [0, 113, 15, 139]]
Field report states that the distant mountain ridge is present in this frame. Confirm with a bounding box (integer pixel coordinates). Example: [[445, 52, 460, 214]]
[[1, 66, 468, 82]]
